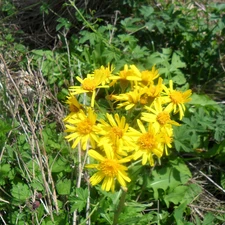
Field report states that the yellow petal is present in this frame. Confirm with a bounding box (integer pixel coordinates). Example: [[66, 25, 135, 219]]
[[88, 150, 105, 161], [137, 119, 146, 133], [90, 172, 104, 185]]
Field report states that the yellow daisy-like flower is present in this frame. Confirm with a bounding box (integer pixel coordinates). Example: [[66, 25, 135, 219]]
[[110, 64, 142, 81], [124, 77, 162, 108], [145, 77, 163, 98], [69, 70, 109, 107], [63, 93, 83, 122], [109, 64, 141, 90], [111, 86, 147, 110], [162, 80, 192, 120], [86, 150, 131, 192], [141, 98, 180, 132], [111, 90, 139, 110], [64, 108, 100, 150], [130, 120, 164, 166], [93, 64, 114, 86], [160, 127, 173, 156], [140, 65, 160, 86], [98, 113, 136, 157]]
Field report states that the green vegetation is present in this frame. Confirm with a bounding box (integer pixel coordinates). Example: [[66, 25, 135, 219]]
[[1, 0, 225, 224]]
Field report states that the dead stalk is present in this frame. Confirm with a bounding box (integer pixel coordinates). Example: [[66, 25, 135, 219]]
[[0, 54, 56, 222]]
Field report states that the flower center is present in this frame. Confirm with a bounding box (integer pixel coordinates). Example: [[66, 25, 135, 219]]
[[137, 133, 156, 150], [170, 91, 183, 104], [157, 112, 170, 125], [82, 78, 97, 91], [110, 127, 123, 139], [140, 94, 148, 105], [100, 159, 119, 177], [77, 119, 93, 135]]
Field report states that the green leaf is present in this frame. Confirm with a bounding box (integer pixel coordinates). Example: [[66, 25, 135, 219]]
[[56, 179, 71, 195], [189, 93, 221, 111], [164, 185, 189, 207], [173, 201, 188, 225], [183, 183, 202, 204], [0, 164, 11, 175], [119, 204, 154, 224], [162, 48, 173, 57], [56, 17, 71, 31], [121, 17, 142, 32], [70, 188, 88, 212], [147, 164, 191, 199], [51, 157, 71, 173], [220, 172, 225, 189], [11, 182, 31, 203], [14, 43, 26, 53], [172, 72, 186, 85], [100, 213, 112, 224], [145, 21, 155, 31], [0, 164, 12, 185], [171, 51, 186, 69], [131, 45, 148, 59], [170, 158, 192, 177], [79, 31, 100, 45], [164, 183, 201, 207], [31, 179, 44, 191], [202, 213, 215, 225], [31, 50, 54, 60], [139, 6, 154, 19], [173, 125, 193, 152]]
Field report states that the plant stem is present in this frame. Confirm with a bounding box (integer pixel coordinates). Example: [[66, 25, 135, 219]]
[[112, 187, 127, 225], [73, 143, 82, 225], [105, 89, 115, 113], [63, 29, 74, 86]]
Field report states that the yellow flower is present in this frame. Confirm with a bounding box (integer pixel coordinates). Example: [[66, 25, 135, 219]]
[[162, 80, 192, 120], [69, 70, 109, 107], [86, 150, 131, 192], [130, 120, 164, 166], [137, 77, 163, 107], [111, 90, 139, 110], [93, 64, 114, 86], [63, 93, 83, 122], [111, 86, 147, 110], [160, 127, 173, 156], [140, 65, 160, 86], [64, 108, 100, 150], [141, 98, 180, 132], [98, 113, 136, 157], [145, 77, 163, 99], [109, 64, 141, 90], [110, 64, 142, 81]]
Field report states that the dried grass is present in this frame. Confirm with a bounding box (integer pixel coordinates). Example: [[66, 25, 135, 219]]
[[0, 53, 66, 222]]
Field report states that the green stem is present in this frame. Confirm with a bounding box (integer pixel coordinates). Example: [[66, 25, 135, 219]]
[[79, 202, 100, 225], [94, 99, 103, 113], [128, 159, 142, 169], [129, 26, 146, 35], [112, 187, 127, 225], [105, 89, 115, 113]]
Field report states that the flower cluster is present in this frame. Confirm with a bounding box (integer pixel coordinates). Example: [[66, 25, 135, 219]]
[[64, 64, 192, 192]]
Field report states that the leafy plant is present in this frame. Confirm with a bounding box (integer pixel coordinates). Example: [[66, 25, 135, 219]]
[[1, 0, 225, 224]]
